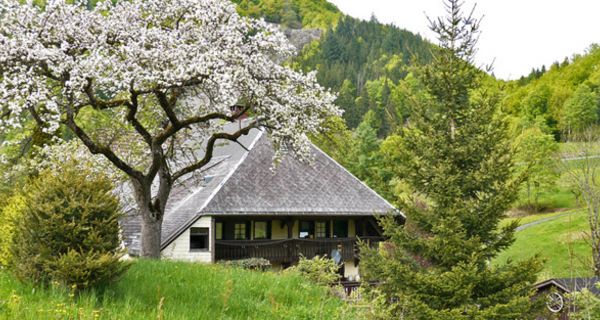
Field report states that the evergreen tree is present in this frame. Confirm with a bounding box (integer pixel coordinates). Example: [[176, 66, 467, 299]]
[[361, 1, 541, 319], [11, 160, 128, 289], [337, 80, 359, 127]]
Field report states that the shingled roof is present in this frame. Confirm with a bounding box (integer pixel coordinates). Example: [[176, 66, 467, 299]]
[[120, 120, 399, 255], [535, 277, 600, 296]]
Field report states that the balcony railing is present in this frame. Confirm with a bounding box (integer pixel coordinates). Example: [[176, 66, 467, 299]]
[[215, 237, 384, 263]]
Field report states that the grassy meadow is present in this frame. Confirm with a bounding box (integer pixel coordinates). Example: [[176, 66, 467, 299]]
[[495, 210, 593, 280], [496, 144, 598, 280], [0, 260, 359, 320]]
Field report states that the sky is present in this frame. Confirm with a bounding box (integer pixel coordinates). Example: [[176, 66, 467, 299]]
[[329, 0, 600, 80]]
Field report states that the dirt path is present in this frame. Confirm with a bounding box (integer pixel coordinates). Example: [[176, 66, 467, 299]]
[[516, 212, 574, 231]]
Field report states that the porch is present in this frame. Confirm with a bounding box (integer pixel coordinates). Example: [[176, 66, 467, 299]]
[[215, 236, 384, 263]]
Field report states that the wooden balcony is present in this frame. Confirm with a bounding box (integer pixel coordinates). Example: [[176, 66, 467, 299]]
[[215, 237, 384, 263]]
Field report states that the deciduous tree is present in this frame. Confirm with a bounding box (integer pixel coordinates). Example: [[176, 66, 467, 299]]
[[514, 124, 559, 210], [560, 84, 599, 135], [562, 129, 600, 276], [0, 0, 337, 258]]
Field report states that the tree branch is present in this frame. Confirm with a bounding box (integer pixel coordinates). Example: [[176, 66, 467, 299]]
[[63, 104, 145, 182], [155, 105, 249, 145], [27, 105, 45, 128], [172, 120, 257, 181], [155, 90, 180, 126], [83, 78, 129, 110], [125, 88, 153, 145]]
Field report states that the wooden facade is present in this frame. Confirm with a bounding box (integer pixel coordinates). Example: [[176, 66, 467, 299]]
[[213, 216, 384, 264], [215, 237, 384, 263]]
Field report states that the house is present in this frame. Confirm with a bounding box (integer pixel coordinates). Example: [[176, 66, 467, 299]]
[[120, 120, 402, 279], [534, 277, 600, 319]]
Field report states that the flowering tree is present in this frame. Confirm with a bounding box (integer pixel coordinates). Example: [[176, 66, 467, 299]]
[[0, 0, 338, 258]]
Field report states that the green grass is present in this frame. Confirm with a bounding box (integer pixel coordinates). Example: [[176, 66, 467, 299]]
[[0, 260, 359, 320], [500, 209, 574, 229], [495, 210, 593, 280]]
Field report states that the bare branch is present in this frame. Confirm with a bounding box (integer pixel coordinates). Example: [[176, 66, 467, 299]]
[[172, 120, 257, 181], [155, 90, 180, 126], [125, 88, 153, 145], [63, 103, 145, 182], [155, 105, 249, 144]]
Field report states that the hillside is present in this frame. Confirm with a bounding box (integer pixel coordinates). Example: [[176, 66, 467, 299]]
[[232, 0, 342, 30], [502, 45, 600, 139], [231, 0, 435, 135], [296, 16, 434, 132], [0, 260, 359, 320]]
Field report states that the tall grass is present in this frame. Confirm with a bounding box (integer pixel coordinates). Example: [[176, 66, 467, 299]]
[[0, 260, 359, 319]]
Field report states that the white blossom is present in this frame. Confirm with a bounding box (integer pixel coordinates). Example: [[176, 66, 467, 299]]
[[0, 0, 339, 172]]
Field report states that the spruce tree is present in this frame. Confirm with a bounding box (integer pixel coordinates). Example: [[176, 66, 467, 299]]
[[360, 1, 542, 319]]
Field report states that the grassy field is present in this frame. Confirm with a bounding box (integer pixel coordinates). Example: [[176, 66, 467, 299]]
[[500, 209, 573, 229], [0, 260, 359, 320], [495, 142, 598, 280], [495, 210, 593, 280]]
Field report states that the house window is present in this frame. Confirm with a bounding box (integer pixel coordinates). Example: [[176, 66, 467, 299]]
[[234, 223, 247, 240], [254, 221, 269, 239], [215, 222, 223, 240], [299, 221, 314, 239], [190, 227, 209, 250], [315, 221, 328, 238], [333, 220, 348, 238]]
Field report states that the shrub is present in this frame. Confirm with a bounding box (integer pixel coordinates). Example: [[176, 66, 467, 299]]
[[289, 255, 340, 286], [567, 285, 600, 320], [221, 258, 271, 271], [10, 161, 129, 289], [0, 194, 24, 267]]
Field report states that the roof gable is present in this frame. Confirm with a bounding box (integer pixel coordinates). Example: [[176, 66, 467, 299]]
[[535, 277, 600, 295]]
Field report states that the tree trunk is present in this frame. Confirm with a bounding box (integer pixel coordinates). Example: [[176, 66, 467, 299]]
[[131, 178, 168, 259], [140, 211, 163, 258]]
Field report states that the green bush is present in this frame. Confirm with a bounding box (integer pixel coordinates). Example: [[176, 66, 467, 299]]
[[221, 258, 272, 271], [289, 255, 340, 286], [10, 161, 129, 289], [567, 284, 600, 320], [0, 194, 24, 267]]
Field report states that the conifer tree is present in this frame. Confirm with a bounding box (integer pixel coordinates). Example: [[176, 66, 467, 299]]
[[361, 1, 542, 319]]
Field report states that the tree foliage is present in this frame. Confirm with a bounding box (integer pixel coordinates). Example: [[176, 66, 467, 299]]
[[503, 44, 600, 140], [560, 84, 599, 135], [295, 15, 434, 134], [567, 284, 600, 320], [11, 161, 128, 289], [0, 194, 24, 267], [232, 0, 342, 30], [0, 0, 337, 258], [360, 1, 541, 318], [513, 124, 559, 209]]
